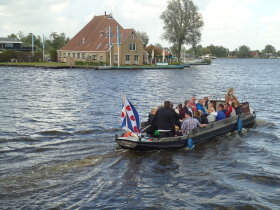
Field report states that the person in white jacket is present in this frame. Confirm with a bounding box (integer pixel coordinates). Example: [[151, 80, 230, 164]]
[[207, 107, 217, 123]]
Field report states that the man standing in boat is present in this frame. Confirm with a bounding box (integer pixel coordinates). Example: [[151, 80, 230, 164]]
[[152, 101, 175, 138]]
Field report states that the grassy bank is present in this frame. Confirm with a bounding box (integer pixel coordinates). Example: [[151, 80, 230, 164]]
[[0, 62, 68, 67]]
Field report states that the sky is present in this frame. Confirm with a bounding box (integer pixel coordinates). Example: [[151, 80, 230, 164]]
[[0, 0, 279, 51]]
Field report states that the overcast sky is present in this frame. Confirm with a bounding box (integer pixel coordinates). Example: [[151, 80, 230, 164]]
[[0, 0, 279, 51]]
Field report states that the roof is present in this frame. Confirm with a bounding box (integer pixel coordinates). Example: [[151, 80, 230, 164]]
[[59, 15, 134, 52], [0, 37, 22, 44]]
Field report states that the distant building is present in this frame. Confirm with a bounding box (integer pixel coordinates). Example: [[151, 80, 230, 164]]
[[58, 13, 148, 65], [0, 37, 34, 52], [0, 37, 22, 50]]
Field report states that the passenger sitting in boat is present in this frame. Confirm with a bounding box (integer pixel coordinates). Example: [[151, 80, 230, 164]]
[[208, 102, 214, 111], [170, 102, 181, 129], [224, 101, 236, 118], [152, 101, 175, 138], [207, 107, 217, 123], [182, 100, 194, 117], [181, 111, 207, 135], [216, 104, 226, 121], [189, 96, 197, 112], [193, 110, 202, 123], [199, 110, 209, 124], [175, 103, 184, 119], [196, 98, 208, 115], [145, 107, 158, 136], [204, 97, 209, 109]]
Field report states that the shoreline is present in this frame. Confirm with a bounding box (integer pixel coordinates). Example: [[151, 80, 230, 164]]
[[0, 63, 193, 70]]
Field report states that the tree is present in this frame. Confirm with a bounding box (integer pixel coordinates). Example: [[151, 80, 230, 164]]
[[237, 45, 251, 58], [154, 43, 163, 49], [50, 49, 58, 62], [137, 31, 149, 47], [8, 33, 18, 39], [17, 31, 25, 40], [262, 44, 276, 57], [186, 29, 201, 57], [160, 0, 204, 59], [49, 32, 69, 50], [207, 45, 229, 57]]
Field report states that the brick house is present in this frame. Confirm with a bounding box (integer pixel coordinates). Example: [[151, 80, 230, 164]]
[[58, 14, 148, 65]]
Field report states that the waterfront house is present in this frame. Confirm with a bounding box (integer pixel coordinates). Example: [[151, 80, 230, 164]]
[[0, 37, 22, 51], [0, 37, 34, 52], [58, 13, 148, 65]]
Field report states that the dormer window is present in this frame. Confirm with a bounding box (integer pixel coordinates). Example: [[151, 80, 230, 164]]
[[131, 35, 134, 40], [97, 43, 102, 49], [129, 43, 136, 51]]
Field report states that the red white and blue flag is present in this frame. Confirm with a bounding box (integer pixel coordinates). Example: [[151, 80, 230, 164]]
[[121, 95, 141, 136]]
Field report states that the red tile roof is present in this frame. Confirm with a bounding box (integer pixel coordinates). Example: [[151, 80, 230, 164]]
[[59, 15, 133, 52]]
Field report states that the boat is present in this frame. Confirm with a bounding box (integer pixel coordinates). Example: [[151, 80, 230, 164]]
[[115, 100, 256, 151]]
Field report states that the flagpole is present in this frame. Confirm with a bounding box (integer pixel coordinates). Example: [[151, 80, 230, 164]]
[[31, 33, 34, 57], [109, 27, 112, 66], [42, 34, 45, 61], [117, 26, 120, 67]]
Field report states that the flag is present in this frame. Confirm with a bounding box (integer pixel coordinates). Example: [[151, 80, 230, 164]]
[[121, 95, 141, 136]]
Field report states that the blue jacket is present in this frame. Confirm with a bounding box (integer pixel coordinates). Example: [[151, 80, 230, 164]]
[[216, 110, 226, 121], [196, 103, 207, 115]]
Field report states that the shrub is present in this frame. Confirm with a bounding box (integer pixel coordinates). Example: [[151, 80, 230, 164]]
[[0, 50, 17, 62], [75, 61, 107, 66], [203, 59, 212, 64], [75, 61, 85, 66], [50, 49, 57, 62], [169, 61, 182, 65]]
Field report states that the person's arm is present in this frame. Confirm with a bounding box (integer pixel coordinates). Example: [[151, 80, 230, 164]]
[[198, 124, 207, 128]]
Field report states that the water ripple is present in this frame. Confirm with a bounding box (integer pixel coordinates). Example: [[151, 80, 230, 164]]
[[0, 59, 280, 209]]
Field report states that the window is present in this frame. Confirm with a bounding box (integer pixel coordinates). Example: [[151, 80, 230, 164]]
[[5, 43, 13, 48], [82, 53, 85, 59], [59, 52, 62, 58], [97, 43, 102, 49], [63, 53, 66, 58], [134, 55, 139, 64], [114, 54, 118, 64], [131, 35, 134, 40], [72, 53, 75, 58], [68, 53, 70, 57], [92, 55, 97, 60], [100, 56, 103, 61], [129, 43, 136, 51], [77, 53, 80, 59], [125, 55, 130, 64]]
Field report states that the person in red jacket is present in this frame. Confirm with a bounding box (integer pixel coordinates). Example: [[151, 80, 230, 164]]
[[224, 101, 236, 118]]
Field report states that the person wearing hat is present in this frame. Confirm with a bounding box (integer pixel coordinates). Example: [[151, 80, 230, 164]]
[[181, 111, 207, 135]]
